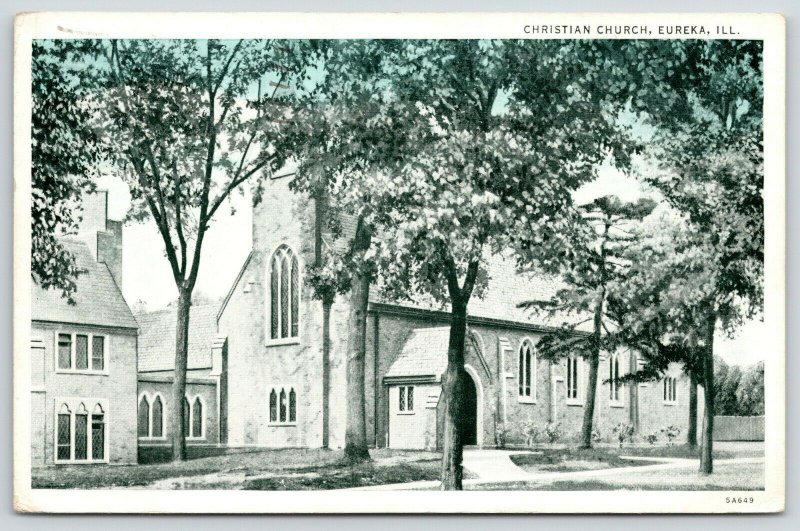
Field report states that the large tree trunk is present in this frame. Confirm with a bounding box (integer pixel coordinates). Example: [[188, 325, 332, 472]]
[[314, 188, 332, 449], [687, 371, 698, 447], [343, 222, 371, 463], [699, 315, 716, 475], [581, 352, 600, 449], [170, 287, 191, 461], [441, 296, 469, 490], [579, 288, 604, 449], [321, 299, 332, 448]]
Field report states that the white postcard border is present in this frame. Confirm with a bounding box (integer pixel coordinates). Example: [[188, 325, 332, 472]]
[[12, 11, 786, 514]]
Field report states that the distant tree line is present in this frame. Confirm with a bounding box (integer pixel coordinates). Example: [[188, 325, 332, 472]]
[[714, 357, 765, 417]]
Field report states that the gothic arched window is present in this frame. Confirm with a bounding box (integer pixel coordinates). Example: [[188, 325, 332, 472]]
[[152, 395, 164, 438], [138, 395, 150, 438], [518, 339, 536, 400], [269, 245, 300, 340]]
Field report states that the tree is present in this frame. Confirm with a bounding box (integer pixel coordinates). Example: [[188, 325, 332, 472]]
[[520, 195, 655, 449], [606, 39, 763, 474], [290, 40, 397, 462], [714, 357, 742, 415], [31, 41, 109, 302], [71, 39, 315, 460], [333, 40, 643, 489], [736, 361, 765, 416]]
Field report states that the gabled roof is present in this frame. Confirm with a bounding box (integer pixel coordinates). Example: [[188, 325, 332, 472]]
[[384, 327, 451, 381], [370, 252, 593, 333], [31, 240, 137, 330], [137, 304, 219, 372]]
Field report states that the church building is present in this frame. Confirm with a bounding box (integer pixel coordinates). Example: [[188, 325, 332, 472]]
[[210, 171, 701, 450]]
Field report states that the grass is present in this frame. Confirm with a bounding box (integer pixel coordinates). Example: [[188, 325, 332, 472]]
[[32, 448, 443, 490], [606, 444, 735, 459], [244, 460, 442, 490], [510, 448, 660, 473], [471, 462, 765, 491]]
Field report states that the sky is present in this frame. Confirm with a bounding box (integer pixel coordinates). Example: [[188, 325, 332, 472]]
[[96, 161, 767, 368]]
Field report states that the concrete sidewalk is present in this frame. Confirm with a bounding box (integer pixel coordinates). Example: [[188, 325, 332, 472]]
[[460, 449, 540, 482]]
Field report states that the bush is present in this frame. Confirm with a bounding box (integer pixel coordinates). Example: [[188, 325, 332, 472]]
[[660, 425, 681, 446], [591, 427, 603, 444], [495, 425, 511, 448], [520, 421, 541, 447], [544, 422, 563, 444], [645, 432, 659, 445], [612, 423, 635, 448]]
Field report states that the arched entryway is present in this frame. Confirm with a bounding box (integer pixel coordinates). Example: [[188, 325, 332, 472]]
[[462, 365, 483, 446]]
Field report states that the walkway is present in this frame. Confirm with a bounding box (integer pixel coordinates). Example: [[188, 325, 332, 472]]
[[345, 449, 764, 491]]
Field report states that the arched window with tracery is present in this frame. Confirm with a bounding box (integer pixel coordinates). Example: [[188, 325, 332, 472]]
[[518, 339, 536, 400], [269, 245, 300, 340]]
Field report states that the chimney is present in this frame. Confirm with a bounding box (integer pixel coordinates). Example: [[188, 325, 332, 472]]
[[97, 219, 123, 286]]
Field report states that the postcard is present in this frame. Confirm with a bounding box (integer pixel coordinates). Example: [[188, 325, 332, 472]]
[[13, 11, 785, 513]]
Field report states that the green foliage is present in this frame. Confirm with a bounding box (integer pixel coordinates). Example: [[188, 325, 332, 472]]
[[520, 420, 542, 447], [612, 40, 763, 387], [31, 41, 109, 302], [736, 361, 765, 416], [494, 423, 511, 449], [660, 425, 682, 446], [612, 423, 635, 448], [715, 357, 765, 416], [544, 422, 563, 444], [332, 41, 645, 309], [519, 195, 656, 363], [65, 39, 317, 288]]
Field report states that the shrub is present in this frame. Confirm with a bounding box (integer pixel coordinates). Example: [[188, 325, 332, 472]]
[[520, 421, 541, 447], [645, 432, 659, 445], [591, 427, 603, 444], [544, 422, 563, 444], [660, 425, 681, 446], [612, 423, 635, 448], [495, 425, 511, 448]]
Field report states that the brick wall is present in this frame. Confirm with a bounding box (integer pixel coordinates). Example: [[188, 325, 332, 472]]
[[219, 175, 335, 448], [97, 219, 123, 286], [137, 378, 220, 446], [216, 175, 701, 451], [30, 322, 138, 466], [636, 363, 704, 442]]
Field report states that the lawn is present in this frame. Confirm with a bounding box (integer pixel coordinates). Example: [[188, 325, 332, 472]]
[[244, 460, 443, 490], [471, 462, 765, 491], [510, 448, 660, 473], [603, 444, 735, 459], [32, 448, 443, 490]]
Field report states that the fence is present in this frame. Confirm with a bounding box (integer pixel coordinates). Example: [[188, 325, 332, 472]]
[[713, 415, 765, 441]]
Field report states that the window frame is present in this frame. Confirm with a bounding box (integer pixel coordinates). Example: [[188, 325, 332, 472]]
[[517, 339, 537, 404], [53, 397, 110, 464], [267, 385, 298, 426], [185, 394, 206, 440], [565, 355, 582, 405], [609, 353, 624, 407], [54, 330, 109, 375], [396, 385, 415, 415], [266, 244, 302, 346], [137, 392, 168, 441], [663, 376, 678, 405]]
